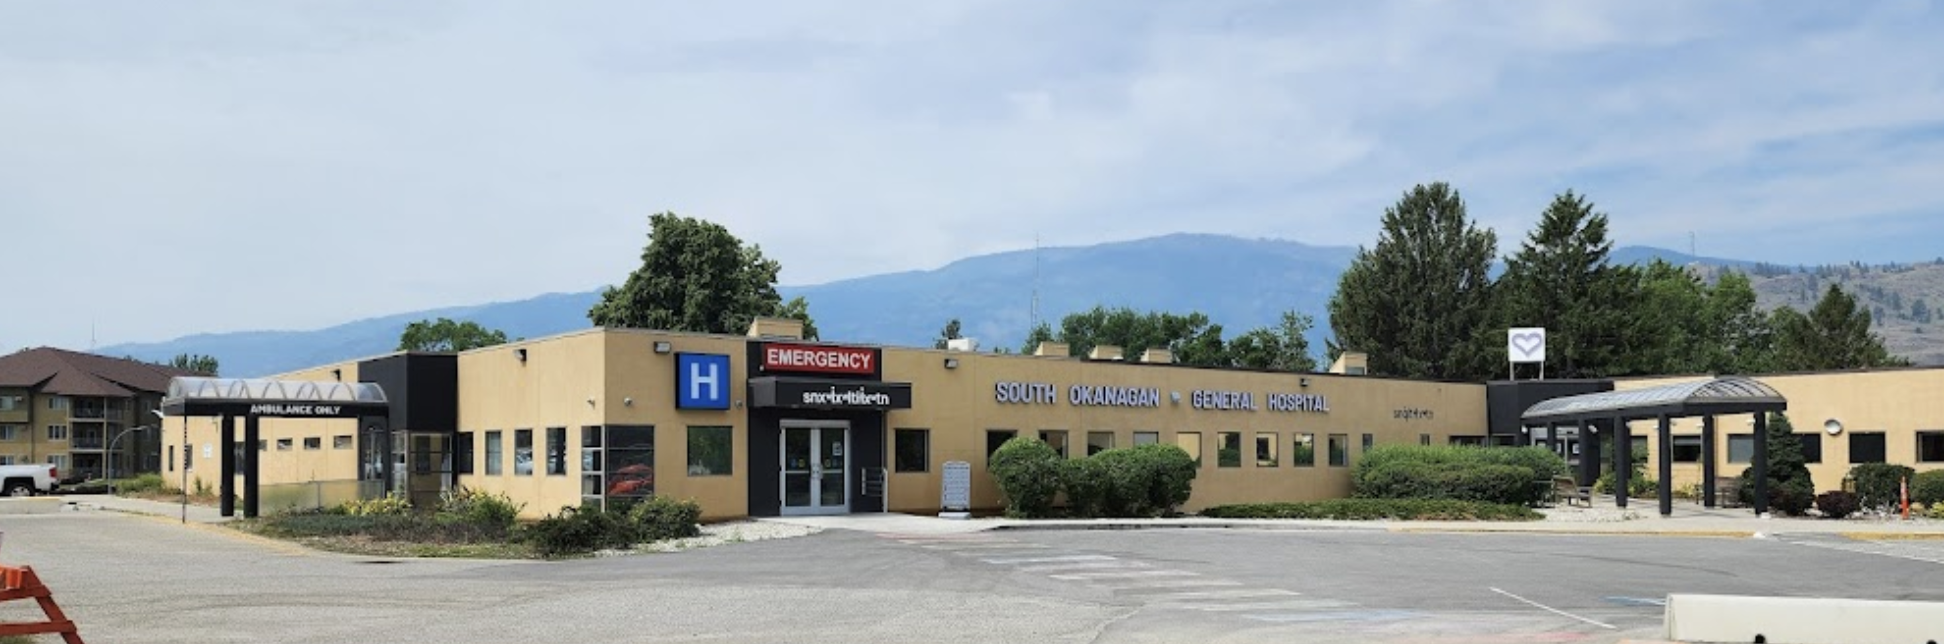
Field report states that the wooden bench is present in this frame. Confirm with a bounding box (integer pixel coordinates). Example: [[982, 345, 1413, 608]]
[[1713, 476, 1744, 508], [1553, 476, 1592, 507]]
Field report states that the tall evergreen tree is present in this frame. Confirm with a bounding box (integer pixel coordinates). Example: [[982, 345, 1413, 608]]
[[1328, 182, 1498, 380], [1703, 271, 1775, 374], [1769, 285, 1908, 371], [1496, 191, 1632, 378]]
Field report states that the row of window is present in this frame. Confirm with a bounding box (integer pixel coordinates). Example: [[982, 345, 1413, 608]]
[[0, 454, 68, 468], [464, 426, 732, 480], [889, 429, 1403, 474], [0, 425, 67, 441], [1640, 431, 1944, 465]]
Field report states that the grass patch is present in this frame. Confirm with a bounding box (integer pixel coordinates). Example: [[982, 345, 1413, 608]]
[[1199, 499, 1543, 521]]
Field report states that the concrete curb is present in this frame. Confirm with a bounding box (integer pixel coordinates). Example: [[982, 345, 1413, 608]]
[[987, 521, 1380, 533]]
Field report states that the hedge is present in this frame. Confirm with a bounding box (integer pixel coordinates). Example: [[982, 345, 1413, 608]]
[[1062, 444, 1197, 518], [1909, 469, 1944, 508], [1200, 499, 1542, 521], [1352, 445, 1567, 506], [1848, 463, 1917, 512]]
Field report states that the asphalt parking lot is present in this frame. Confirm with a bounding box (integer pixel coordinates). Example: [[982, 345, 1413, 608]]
[[4, 501, 1943, 644]]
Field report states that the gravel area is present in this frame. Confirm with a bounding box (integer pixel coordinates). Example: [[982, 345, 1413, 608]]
[[600, 519, 823, 556]]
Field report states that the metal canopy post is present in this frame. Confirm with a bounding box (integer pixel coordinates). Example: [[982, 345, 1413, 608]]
[[1701, 416, 1718, 508], [219, 415, 236, 518], [1612, 416, 1629, 509], [243, 415, 261, 519], [1752, 412, 1769, 516], [1657, 414, 1673, 517], [1579, 420, 1601, 488]]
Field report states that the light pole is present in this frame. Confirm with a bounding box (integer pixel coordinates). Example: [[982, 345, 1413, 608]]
[[106, 425, 150, 495]]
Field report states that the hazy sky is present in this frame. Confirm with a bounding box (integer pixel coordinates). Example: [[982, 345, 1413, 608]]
[[6, 1, 1942, 351]]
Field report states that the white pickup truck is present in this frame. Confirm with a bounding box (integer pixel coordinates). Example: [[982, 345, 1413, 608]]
[[1, 463, 60, 496]]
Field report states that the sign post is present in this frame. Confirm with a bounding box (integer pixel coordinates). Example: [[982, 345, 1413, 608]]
[[1508, 327, 1548, 381]]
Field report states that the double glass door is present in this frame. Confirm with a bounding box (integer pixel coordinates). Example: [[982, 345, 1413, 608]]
[[781, 422, 849, 515]]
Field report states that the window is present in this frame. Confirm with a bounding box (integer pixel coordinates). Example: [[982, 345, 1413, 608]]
[[1920, 432, 1944, 463], [259, 440, 268, 451], [546, 427, 567, 476], [46, 454, 67, 470], [47, 425, 68, 441], [1671, 435, 1702, 463], [1176, 432, 1202, 466], [1328, 434, 1350, 467], [513, 429, 533, 476], [276, 438, 293, 451], [454, 432, 475, 475], [0, 395, 22, 411], [47, 396, 67, 410], [1449, 436, 1486, 446], [1086, 431, 1114, 456], [0, 456, 13, 465], [333, 435, 353, 450], [895, 429, 929, 473], [1217, 432, 1241, 468], [1797, 433, 1822, 465], [1420, 434, 1431, 446], [1133, 431, 1159, 446], [1255, 432, 1278, 467], [1849, 432, 1886, 464], [0, 425, 19, 441], [168, 445, 175, 472], [986, 430, 1017, 460], [1038, 430, 1068, 458], [686, 426, 732, 476], [1293, 434, 1315, 467], [1361, 433, 1374, 454], [1727, 434, 1753, 463], [605, 425, 655, 503], [581, 426, 603, 506], [297, 437, 318, 450]]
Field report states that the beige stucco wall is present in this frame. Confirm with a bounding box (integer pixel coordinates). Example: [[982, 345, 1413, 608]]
[[1621, 370, 1944, 493], [157, 362, 363, 497]]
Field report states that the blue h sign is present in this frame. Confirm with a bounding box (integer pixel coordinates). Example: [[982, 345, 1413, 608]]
[[676, 353, 732, 410]]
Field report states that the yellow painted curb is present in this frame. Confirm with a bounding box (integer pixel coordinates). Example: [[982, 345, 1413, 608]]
[[1841, 531, 1944, 541], [1388, 526, 1756, 538]]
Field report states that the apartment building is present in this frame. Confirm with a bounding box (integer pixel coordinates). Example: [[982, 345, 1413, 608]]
[[0, 348, 190, 480]]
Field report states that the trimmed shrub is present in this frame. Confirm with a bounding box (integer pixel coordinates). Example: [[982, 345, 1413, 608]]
[[1059, 458, 1111, 518], [116, 473, 167, 495], [1200, 499, 1542, 522], [988, 437, 1064, 518], [1593, 471, 1657, 498], [1908, 469, 1944, 508], [1849, 463, 1917, 512], [337, 492, 413, 516], [522, 505, 635, 558], [1815, 490, 1860, 519], [1930, 501, 1944, 520], [1352, 445, 1564, 506], [628, 495, 702, 542], [1732, 413, 1818, 516], [440, 488, 523, 528]]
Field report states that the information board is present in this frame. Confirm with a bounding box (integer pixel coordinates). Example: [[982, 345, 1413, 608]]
[[940, 461, 972, 512]]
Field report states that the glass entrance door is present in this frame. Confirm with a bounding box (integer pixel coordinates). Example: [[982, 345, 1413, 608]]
[[781, 422, 849, 515]]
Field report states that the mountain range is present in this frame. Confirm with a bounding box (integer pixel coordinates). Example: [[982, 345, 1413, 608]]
[[98, 233, 1923, 377]]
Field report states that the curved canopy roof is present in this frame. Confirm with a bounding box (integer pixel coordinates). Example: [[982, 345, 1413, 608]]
[[1522, 376, 1786, 424], [162, 377, 388, 417]]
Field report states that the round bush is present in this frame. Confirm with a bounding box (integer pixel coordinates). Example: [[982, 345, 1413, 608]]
[[988, 437, 1064, 518], [1815, 490, 1860, 519], [1908, 469, 1944, 508], [1848, 463, 1917, 511]]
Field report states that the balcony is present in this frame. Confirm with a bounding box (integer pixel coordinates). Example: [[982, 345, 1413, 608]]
[[69, 406, 128, 421]]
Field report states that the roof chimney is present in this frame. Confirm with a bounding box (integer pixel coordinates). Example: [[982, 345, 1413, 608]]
[[1087, 345, 1124, 361], [746, 317, 805, 340], [1034, 341, 1070, 358], [1139, 348, 1174, 364]]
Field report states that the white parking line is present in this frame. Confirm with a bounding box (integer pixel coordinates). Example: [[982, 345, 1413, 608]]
[[1050, 569, 1199, 581], [921, 542, 1050, 550], [1489, 587, 1616, 630], [1016, 561, 1150, 573], [1143, 588, 1301, 601], [1099, 579, 1245, 591], [1163, 599, 1357, 612], [981, 554, 1116, 565]]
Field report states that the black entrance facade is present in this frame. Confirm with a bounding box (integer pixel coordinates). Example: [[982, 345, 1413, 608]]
[[1521, 376, 1788, 516], [161, 376, 390, 518], [744, 341, 912, 517]]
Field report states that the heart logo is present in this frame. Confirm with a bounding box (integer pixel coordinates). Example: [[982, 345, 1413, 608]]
[[1511, 332, 1544, 358]]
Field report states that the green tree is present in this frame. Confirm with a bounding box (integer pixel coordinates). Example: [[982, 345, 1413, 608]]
[[1736, 412, 1815, 515], [773, 296, 820, 340], [1616, 261, 1706, 375], [1048, 306, 1230, 367], [1495, 191, 1632, 378], [934, 318, 963, 350], [168, 353, 219, 376], [588, 212, 785, 334], [1770, 285, 1909, 371], [1703, 271, 1775, 374], [397, 318, 510, 352], [1913, 297, 1932, 324], [1019, 322, 1056, 354], [1328, 182, 1499, 380], [1227, 311, 1318, 372]]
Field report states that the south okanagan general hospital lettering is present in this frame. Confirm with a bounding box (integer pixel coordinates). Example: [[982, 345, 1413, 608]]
[[1070, 385, 1162, 408], [801, 386, 893, 407], [994, 381, 1328, 413]]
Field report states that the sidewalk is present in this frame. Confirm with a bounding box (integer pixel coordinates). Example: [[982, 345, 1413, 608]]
[[37, 494, 233, 524], [762, 499, 1944, 538]]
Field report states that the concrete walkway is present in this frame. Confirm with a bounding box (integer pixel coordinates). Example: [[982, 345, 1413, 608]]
[[5, 494, 235, 524], [762, 498, 1944, 538]]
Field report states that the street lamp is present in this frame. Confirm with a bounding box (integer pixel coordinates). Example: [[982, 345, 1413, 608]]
[[106, 425, 151, 494]]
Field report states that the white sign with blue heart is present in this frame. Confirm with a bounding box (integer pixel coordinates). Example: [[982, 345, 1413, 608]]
[[1508, 327, 1547, 364]]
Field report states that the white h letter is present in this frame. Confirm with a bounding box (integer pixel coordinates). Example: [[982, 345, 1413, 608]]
[[690, 362, 720, 401]]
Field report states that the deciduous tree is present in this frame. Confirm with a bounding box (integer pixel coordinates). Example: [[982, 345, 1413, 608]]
[[397, 318, 510, 352], [168, 353, 219, 376], [589, 212, 799, 335], [1228, 311, 1318, 372]]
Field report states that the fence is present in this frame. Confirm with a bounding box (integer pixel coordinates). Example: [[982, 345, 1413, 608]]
[[257, 480, 385, 513]]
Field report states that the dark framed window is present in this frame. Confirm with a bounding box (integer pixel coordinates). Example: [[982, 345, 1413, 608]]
[[1038, 430, 1068, 458], [1361, 433, 1374, 454], [1255, 432, 1279, 467], [333, 435, 353, 450], [484, 430, 503, 476], [514, 429, 533, 476], [1727, 434, 1753, 464], [275, 438, 292, 451], [1849, 432, 1886, 464], [546, 427, 567, 476], [1920, 432, 1944, 463], [894, 429, 929, 473], [687, 426, 733, 476], [1671, 435, 1702, 463], [1797, 433, 1822, 464], [1419, 434, 1431, 446], [605, 425, 655, 507], [581, 426, 604, 506], [303, 437, 321, 451], [454, 432, 474, 475], [986, 429, 1017, 460], [1086, 431, 1114, 456], [1133, 431, 1159, 446], [1328, 434, 1349, 467], [1216, 432, 1241, 468], [1293, 433, 1315, 467]]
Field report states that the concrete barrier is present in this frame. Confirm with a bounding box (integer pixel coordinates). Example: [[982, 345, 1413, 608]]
[[1666, 593, 1944, 643]]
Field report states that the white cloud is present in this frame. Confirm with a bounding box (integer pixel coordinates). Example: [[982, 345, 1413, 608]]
[[1, 1, 1939, 349]]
